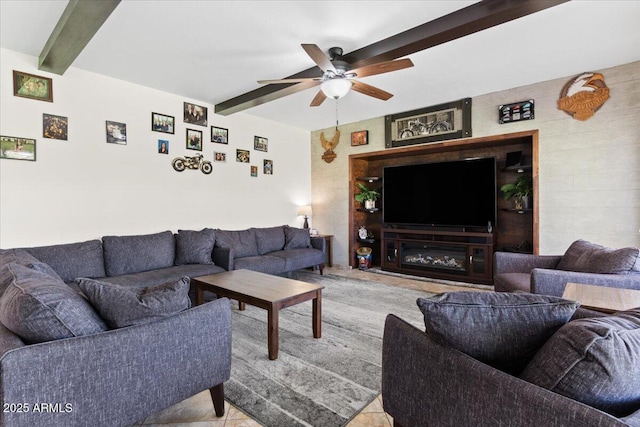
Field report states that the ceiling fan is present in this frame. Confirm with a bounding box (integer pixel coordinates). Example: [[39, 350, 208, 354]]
[[257, 44, 414, 107]]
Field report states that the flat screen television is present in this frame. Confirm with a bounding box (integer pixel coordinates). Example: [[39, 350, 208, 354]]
[[383, 157, 496, 229]]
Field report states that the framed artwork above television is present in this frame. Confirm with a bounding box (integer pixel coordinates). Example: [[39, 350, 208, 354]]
[[385, 98, 472, 148]]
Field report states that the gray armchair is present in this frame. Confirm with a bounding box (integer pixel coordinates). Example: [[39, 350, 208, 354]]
[[382, 314, 639, 427], [0, 298, 232, 427], [493, 240, 640, 296]]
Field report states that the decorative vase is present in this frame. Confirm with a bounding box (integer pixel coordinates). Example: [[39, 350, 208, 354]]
[[364, 200, 376, 210]]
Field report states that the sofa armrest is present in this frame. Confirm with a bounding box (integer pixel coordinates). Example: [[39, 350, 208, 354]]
[[0, 298, 232, 427], [382, 314, 627, 427], [213, 247, 234, 271], [531, 268, 640, 297], [494, 251, 562, 275], [310, 236, 326, 253]]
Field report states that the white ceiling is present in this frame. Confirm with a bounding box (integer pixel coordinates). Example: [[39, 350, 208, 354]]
[[1, 1, 639, 131]]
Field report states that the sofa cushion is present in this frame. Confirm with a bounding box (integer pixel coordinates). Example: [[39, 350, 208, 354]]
[[175, 228, 216, 265], [215, 229, 259, 258], [284, 226, 311, 250], [0, 264, 107, 343], [102, 231, 175, 276], [23, 240, 106, 283], [416, 292, 579, 374], [270, 248, 325, 272], [97, 264, 225, 288], [253, 226, 286, 255], [520, 308, 640, 418], [493, 272, 531, 293], [77, 277, 191, 328], [0, 249, 63, 296], [557, 239, 640, 274], [234, 256, 286, 275]]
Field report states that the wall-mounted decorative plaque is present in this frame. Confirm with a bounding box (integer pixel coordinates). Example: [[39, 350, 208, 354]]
[[499, 100, 534, 124]]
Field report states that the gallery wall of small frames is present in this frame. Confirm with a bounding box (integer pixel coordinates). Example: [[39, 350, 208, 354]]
[[4, 70, 275, 178]]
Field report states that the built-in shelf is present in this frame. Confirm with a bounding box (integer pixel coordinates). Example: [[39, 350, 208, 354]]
[[358, 238, 377, 244], [356, 176, 381, 183], [502, 208, 533, 214], [356, 208, 380, 213], [502, 165, 532, 173]]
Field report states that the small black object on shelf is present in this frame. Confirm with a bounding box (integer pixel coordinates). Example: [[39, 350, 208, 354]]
[[358, 238, 376, 244], [357, 208, 379, 213]]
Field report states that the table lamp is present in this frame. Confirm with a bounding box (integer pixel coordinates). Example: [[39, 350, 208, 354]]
[[297, 205, 312, 229]]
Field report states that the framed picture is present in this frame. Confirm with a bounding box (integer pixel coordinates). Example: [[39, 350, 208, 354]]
[[186, 129, 202, 151], [251, 166, 258, 177], [183, 102, 207, 126], [499, 100, 535, 124], [254, 135, 268, 152], [264, 159, 273, 175], [13, 70, 53, 102], [214, 152, 226, 162], [43, 114, 68, 140], [0, 135, 36, 161], [152, 112, 175, 134], [211, 126, 228, 144], [385, 98, 472, 148], [106, 121, 127, 144], [236, 149, 250, 163], [351, 130, 368, 146], [158, 139, 169, 154]]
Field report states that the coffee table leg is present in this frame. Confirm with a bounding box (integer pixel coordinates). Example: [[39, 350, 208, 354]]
[[313, 291, 322, 338], [239, 301, 246, 311], [267, 306, 279, 360], [196, 284, 204, 306]]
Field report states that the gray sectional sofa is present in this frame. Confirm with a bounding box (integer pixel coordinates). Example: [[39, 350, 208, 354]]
[[0, 225, 325, 427]]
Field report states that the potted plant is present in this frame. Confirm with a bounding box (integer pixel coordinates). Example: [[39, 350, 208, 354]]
[[500, 174, 532, 210], [355, 183, 380, 210]]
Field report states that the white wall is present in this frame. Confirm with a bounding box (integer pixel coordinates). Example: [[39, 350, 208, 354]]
[[0, 48, 311, 248], [312, 61, 640, 267]]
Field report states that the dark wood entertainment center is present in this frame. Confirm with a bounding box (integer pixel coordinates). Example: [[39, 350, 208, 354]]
[[349, 130, 539, 284]]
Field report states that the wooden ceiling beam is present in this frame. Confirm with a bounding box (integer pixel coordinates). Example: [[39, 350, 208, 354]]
[[38, 0, 121, 75], [215, 0, 569, 116]]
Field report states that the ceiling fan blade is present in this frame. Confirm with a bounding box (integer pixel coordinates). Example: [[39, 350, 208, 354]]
[[258, 77, 321, 84], [350, 58, 414, 79], [301, 44, 336, 73], [310, 89, 327, 107], [352, 80, 393, 101]]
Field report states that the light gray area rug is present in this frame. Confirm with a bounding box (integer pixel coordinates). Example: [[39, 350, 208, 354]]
[[224, 271, 430, 427]]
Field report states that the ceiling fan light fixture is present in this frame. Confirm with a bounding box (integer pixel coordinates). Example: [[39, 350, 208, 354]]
[[321, 78, 352, 100]]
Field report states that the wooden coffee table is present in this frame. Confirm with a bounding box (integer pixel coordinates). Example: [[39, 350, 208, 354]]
[[563, 282, 640, 313], [193, 269, 324, 360]]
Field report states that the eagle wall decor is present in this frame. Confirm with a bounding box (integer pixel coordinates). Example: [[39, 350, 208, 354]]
[[320, 130, 340, 163], [557, 72, 610, 121]]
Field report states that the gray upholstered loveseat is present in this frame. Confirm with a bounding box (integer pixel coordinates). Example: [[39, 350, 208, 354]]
[[0, 225, 325, 426], [494, 239, 640, 296], [382, 292, 640, 427]]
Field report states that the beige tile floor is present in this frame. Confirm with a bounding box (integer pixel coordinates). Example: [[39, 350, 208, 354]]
[[136, 267, 490, 426]]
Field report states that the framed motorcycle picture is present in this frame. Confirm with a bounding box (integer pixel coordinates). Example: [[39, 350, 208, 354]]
[[385, 98, 472, 148]]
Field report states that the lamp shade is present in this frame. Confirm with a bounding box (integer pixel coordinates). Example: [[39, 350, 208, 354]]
[[321, 78, 352, 99], [297, 205, 312, 216]]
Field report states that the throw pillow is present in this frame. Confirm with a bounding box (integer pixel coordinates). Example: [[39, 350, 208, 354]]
[[77, 277, 191, 328], [0, 249, 62, 296], [556, 239, 640, 274], [417, 292, 579, 374], [24, 239, 106, 282], [520, 309, 640, 418], [214, 229, 259, 258], [175, 228, 215, 265], [102, 231, 175, 276], [253, 226, 286, 255], [284, 226, 311, 250], [0, 264, 107, 343]]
